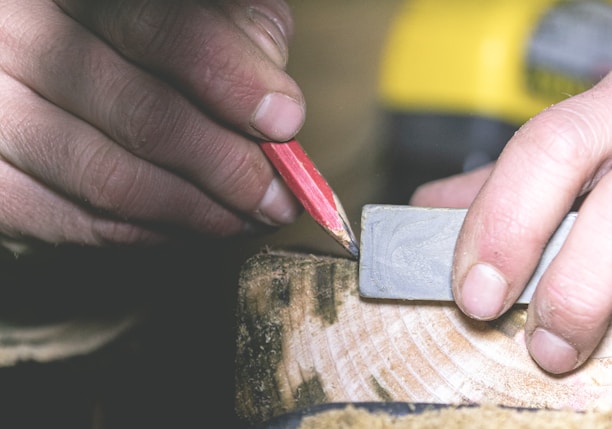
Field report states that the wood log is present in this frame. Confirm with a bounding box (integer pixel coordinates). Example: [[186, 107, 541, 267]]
[[235, 250, 612, 425]]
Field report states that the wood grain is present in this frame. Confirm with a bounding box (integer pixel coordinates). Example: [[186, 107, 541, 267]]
[[0, 311, 144, 366], [235, 251, 612, 425]]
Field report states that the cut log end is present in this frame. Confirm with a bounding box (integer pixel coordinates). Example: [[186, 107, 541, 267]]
[[235, 250, 612, 426], [235, 251, 357, 424]]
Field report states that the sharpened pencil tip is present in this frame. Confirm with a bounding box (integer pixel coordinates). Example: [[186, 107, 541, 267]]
[[347, 238, 360, 259], [339, 216, 359, 259]]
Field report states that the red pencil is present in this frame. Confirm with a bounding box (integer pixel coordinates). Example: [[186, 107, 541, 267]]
[[260, 139, 359, 259]]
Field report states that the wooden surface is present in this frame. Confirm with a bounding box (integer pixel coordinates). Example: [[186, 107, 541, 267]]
[[235, 251, 612, 426], [0, 311, 144, 366]]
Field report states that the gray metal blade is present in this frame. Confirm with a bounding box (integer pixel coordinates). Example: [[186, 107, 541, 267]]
[[358, 205, 576, 303]]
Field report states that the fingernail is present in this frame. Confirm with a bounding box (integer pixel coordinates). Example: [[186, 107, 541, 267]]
[[529, 328, 578, 374], [253, 176, 301, 226], [252, 92, 305, 142], [460, 263, 508, 320], [247, 6, 289, 67]]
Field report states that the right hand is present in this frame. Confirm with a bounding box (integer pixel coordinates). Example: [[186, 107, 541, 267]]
[[0, 0, 304, 246]]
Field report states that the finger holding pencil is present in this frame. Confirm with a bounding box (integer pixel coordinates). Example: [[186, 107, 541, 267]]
[[260, 139, 360, 259]]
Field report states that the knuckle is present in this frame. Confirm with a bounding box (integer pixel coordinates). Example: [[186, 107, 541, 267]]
[[111, 79, 180, 155], [198, 36, 260, 104], [525, 100, 607, 170], [79, 146, 141, 216], [206, 143, 268, 208], [108, 0, 185, 59], [539, 271, 610, 336]]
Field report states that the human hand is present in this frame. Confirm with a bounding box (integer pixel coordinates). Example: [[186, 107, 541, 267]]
[[411, 72, 612, 375], [0, 0, 304, 246]]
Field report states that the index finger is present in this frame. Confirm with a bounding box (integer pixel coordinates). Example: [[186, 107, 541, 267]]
[[54, 0, 305, 142], [452, 73, 612, 320]]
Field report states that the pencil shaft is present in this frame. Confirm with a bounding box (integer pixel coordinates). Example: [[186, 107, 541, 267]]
[[260, 140, 359, 258]]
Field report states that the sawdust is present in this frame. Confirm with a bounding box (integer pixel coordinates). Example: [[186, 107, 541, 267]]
[[297, 404, 612, 428]]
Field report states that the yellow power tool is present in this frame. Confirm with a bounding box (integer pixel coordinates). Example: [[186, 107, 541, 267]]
[[379, 0, 612, 202]]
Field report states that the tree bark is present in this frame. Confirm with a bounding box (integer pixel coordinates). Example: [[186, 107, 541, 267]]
[[235, 250, 612, 426]]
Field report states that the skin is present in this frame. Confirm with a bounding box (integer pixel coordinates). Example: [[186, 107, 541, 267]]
[[411, 72, 612, 375], [0, 0, 304, 246], [7, 0, 610, 378]]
